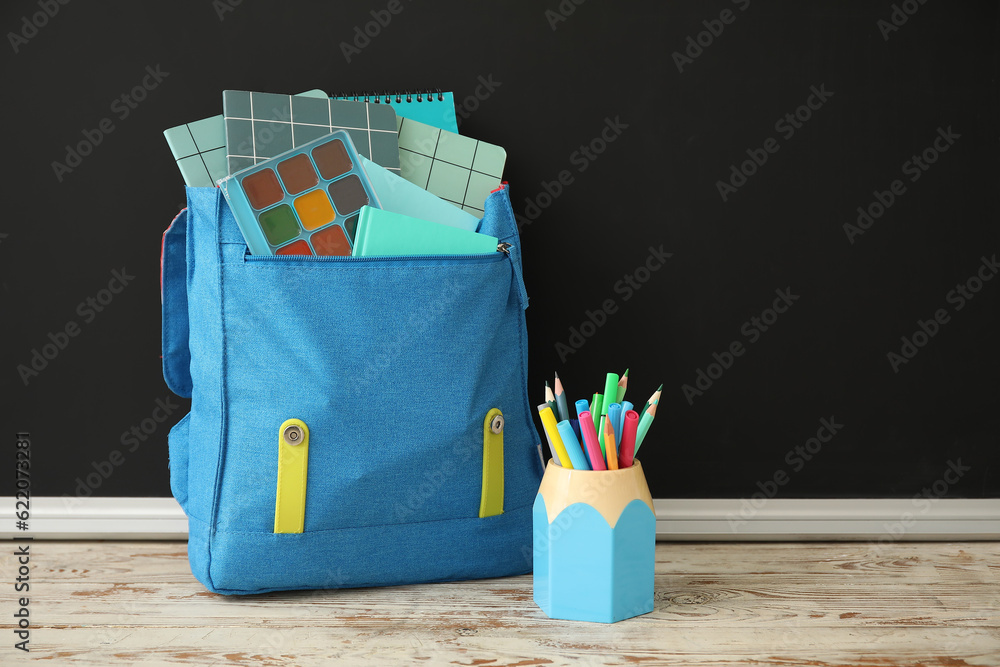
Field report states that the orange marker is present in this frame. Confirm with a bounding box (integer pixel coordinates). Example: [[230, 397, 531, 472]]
[[604, 414, 618, 470]]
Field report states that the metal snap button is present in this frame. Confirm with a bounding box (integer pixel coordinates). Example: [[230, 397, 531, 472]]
[[282, 424, 304, 446], [490, 414, 504, 434]]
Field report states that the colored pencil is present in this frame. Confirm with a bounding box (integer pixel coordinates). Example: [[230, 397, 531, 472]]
[[641, 384, 662, 417], [553, 372, 570, 422], [538, 403, 572, 468], [540, 422, 558, 462], [544, 382, 558, 416], [618, 409, 639, 468], [633, 400, 658, 456], [616, 368, 629, 403], [604, 413, 618, 470]]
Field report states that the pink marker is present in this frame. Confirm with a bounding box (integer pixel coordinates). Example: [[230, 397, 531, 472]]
[[618, 410, 639, 468], [578, 411, 606, 471]]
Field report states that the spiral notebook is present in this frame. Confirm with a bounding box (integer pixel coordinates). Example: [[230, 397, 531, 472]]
[[332, 91, 458, 134]]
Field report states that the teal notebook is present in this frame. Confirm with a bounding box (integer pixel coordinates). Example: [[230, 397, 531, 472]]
[[352, 206, 498, 257], [333, 90, 458, 133], [359, 157, 479, 232]]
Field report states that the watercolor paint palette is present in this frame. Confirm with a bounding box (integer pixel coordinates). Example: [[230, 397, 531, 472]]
[[223, 90, 400, 177], [219, 131, 380, 256]]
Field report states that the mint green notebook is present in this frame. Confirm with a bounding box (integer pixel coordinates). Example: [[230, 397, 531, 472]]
[[352, 206, 498, 257], [359, 157, 479, 231]]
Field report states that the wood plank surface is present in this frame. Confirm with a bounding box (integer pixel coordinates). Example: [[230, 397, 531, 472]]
[[1, 541, 997, 666]]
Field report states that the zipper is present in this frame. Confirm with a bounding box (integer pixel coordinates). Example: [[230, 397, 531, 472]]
[[245, 245, 510, 264]]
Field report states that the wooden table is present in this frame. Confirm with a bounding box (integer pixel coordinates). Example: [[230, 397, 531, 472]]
[[3, 541, 998, 665]]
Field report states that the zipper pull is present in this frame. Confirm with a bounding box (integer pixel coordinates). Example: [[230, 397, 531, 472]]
[[497, 242, 512, 255]]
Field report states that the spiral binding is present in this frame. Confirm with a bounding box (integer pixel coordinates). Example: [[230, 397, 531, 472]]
[[336, 89, 445, 104]]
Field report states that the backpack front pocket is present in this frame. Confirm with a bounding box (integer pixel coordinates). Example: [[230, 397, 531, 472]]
[[212, 250, 535, 534]]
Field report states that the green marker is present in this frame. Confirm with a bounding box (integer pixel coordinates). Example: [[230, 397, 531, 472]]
[[598, 373, 619, 450], [591, 392, 604, 456]]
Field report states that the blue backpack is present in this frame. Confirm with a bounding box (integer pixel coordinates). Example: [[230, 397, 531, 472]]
[[161, 184, 543, 594]]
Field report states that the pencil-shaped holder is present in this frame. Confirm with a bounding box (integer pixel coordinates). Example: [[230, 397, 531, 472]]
[[532, 460, 656, 623]]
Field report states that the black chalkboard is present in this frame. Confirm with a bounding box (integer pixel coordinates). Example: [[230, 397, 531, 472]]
[[1, 0, 996, 501]]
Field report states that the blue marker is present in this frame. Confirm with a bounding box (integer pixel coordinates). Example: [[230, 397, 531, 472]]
[[608, 403, 623, 446], [621, 401, 634, 436], [574, 400, 591, 465], [556, 420, 590, 471]]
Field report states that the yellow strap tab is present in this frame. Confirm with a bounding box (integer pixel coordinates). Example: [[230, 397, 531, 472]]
[[274, 418, 309, 534], [479, 408, 505, 518]]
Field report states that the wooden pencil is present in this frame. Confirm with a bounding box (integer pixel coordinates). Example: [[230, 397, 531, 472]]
[[604, 414, 619, 470]]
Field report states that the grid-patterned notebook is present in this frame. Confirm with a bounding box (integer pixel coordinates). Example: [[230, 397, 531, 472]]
[[396, 117, 506, 216], [223, 90, 401, 176], [163, 90, 328, 187]]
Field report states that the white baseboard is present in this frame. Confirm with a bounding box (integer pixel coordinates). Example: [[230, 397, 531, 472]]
[[655, 498, 1000, 540], [1, 497, 997, 540], [1, 497, 189, 539]]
